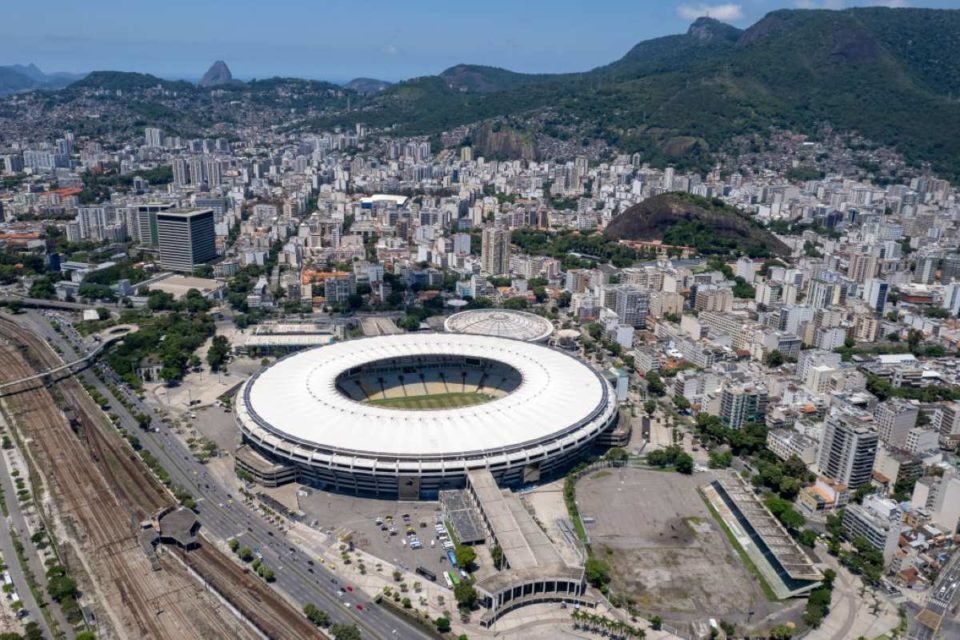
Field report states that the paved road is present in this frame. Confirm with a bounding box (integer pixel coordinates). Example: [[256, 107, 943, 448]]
[[24, 311, 432, 640], [0, 440, 62, 639], [913, 553, 960, 640]]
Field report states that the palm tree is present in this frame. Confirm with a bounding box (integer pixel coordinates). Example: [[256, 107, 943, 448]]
[[571, 609, 581, 628]]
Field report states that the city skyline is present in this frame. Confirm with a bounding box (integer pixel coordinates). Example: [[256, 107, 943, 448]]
[[3, 0, 960, 82]]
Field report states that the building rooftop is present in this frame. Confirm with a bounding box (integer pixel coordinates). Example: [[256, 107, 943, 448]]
[[444, 309, 554, 342]]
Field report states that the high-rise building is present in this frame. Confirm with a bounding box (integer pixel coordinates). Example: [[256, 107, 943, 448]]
[[132, 203, 175, 248], [481, 226, 510, 276], [817, 411, 878, 489], [718, 383, 768, 429], [144, 127, 164, 148], [172, 158, 189, 187], [156, 209, 217, 272], [614, 285, 651, 328], [862, 278, 889, 314], [189, 156, 205, 186], [841, 495, 902, 564], [932, 402, 960, 448], [873, 400, 919, 449], [205, 158, 222, 187]]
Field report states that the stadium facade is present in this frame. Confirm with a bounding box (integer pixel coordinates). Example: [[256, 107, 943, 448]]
[[235, 333, 618, 499]]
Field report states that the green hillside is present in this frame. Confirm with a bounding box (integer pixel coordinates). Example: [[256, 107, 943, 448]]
[[326, 7, 960, 178]]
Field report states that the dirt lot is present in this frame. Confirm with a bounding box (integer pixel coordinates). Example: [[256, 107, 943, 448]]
[[577, 467, 772, 625]]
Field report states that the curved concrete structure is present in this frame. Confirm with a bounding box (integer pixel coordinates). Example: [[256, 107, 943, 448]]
[[236, 333, 616, 498]]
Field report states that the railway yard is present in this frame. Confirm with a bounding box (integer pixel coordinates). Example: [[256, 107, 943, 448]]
[[0, 316, 323, 640]]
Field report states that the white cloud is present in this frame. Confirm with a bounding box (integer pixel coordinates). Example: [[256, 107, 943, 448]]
[[677, 3, 744, 21]]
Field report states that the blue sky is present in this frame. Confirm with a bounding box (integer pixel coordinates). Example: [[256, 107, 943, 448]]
[[2, 0, 958, 82]]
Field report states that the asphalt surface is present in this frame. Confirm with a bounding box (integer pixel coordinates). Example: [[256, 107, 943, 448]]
[[913, 553, 960, 640], [23, 311, 431, 640]]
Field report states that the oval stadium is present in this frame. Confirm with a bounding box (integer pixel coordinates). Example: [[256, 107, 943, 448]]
[[235, 333, 618, 499], [443, 309, 555, 342]]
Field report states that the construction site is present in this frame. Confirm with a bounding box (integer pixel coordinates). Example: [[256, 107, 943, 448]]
[[0, 315, 323, 640]]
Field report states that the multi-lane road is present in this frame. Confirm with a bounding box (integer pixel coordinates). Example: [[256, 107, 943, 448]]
[[20, 311, 430, 640], [913, 553, 960, 640]]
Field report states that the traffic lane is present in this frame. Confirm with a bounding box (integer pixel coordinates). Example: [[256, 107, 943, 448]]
[[39, 318, 433, 640]]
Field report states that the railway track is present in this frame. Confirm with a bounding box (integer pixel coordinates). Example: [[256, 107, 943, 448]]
[[0, 319, 265, 639], [180, 544, 325, 639]]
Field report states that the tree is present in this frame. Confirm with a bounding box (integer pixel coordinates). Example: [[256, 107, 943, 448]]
[[650, 615, 662, 630], [645, 371, 665, 397], [798, 529, 819, 548], [491, 544, 506, 570], [584, 556, 611, 588], [455, 545, 477, 571], [708, 449, 733, 469], [765, 350, 785, 368], [46, 573, 78, 602], [673, 394, 691, 411], [331, 623, 362, 640], [206, 335, 231, 371], [454, 581, 478, 609], [605, 447, 629, 464], [674, 452, 694, 474], [29, 278, 56, 299], [436, 617, 452, 633], [304, 603, 332, 628], [643, 399, 657, 417], [907, 329, 923, 353], [769, 624, 794, 640]]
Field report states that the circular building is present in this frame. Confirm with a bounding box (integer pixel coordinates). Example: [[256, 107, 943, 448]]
[[236, 333, 617, 499], [443, 309, 554, 343]]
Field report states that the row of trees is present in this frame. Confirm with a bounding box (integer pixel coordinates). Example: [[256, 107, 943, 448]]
[[570, 609, 645, 638], [645, 445, 694, 474]]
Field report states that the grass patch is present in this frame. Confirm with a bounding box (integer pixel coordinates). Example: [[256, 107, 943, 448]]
[[368, 392, 494, 411], [700, 491, 778, 603], [591, 470, 612, 480]]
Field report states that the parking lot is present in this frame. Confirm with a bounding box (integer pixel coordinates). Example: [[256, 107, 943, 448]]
[[577, 467, 779, 626], [297, 491, 465, 583]]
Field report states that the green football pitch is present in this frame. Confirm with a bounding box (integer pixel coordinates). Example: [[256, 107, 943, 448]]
[[367, 392, 495, 410]]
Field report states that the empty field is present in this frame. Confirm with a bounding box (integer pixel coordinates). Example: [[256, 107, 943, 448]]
[[576, 468, 778, 628], [367, 392, 494, 410]]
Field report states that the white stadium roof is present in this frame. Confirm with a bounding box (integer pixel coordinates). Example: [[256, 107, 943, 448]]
[[240, 333, 609, 459], [443, 309, 554, 342]]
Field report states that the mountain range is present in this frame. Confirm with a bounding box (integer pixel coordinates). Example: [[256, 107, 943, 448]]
[[325, 7, 960, 178], [0, 64, 85, 95], [5, 7, 960, 178]]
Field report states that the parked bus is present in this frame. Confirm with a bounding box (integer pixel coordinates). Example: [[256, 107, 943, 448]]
[[415, 566, 437, 582]]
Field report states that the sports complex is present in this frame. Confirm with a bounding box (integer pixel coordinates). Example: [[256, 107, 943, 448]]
[[235, 333, 618, 499]]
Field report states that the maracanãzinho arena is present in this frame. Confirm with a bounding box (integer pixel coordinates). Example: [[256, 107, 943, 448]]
[[235, 333, 618, 499]]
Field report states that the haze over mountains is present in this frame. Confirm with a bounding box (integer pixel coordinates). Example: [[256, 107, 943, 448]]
[[0, 64, 84, 95], [3, 7, 960, 177]]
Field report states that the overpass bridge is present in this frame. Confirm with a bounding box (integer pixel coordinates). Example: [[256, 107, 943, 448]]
[[0, 324, 137, 393], [0, 296, 97, 312]]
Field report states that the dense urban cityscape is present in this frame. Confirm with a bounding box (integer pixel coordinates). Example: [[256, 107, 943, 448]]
[[0, 3, 959, 640]]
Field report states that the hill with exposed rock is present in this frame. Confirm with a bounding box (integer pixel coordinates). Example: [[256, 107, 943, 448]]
[[604, 193, 789, 258]]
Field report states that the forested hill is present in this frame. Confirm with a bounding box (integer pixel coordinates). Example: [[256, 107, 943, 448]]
[[323, 8, 960, 179], [604, 193, 791, 259]]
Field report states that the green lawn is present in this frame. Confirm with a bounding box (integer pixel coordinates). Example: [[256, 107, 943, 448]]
[[367, 392, 495, 411]]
